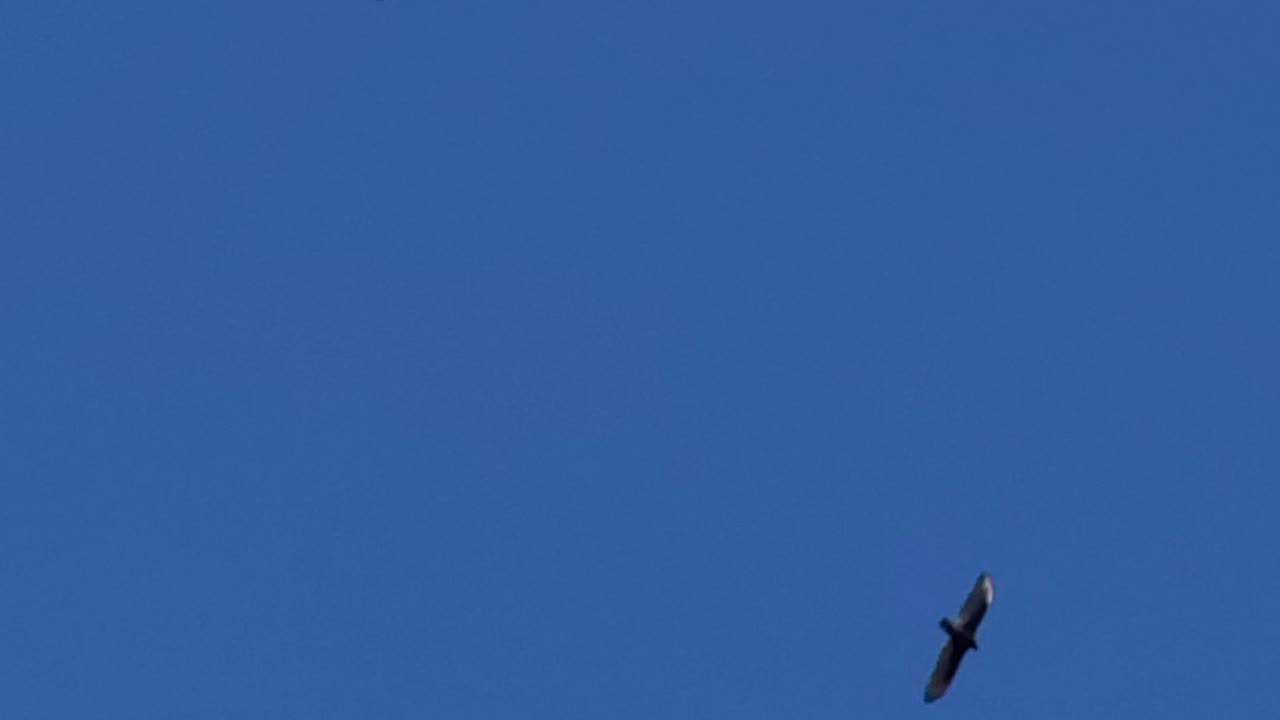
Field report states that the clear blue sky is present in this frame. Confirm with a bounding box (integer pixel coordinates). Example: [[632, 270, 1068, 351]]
[[3, 2, 1278, 718]]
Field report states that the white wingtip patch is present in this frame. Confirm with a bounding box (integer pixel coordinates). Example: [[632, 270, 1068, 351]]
[[983, 575, 994, 603]]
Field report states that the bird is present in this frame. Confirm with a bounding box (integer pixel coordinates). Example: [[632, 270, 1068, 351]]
[[923, 572, 994, 703]]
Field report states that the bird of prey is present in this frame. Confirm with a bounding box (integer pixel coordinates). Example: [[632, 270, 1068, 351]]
[[924, 572, 994, 703]]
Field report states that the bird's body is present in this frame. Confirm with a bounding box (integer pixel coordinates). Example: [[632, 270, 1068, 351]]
[[923, 572, 993, 703]]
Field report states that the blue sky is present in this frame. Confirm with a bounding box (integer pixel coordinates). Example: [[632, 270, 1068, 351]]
[[3, 2, 1278, 718]]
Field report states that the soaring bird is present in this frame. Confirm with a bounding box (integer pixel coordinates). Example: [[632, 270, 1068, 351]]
[[924, 572, 994, 703]]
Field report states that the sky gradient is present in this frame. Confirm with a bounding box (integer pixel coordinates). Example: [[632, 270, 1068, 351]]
[[4, 2, 1279, 718]]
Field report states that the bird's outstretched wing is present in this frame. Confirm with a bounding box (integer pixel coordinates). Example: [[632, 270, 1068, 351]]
[[924, 638, 966, 703], [955, 572, 994, 633]]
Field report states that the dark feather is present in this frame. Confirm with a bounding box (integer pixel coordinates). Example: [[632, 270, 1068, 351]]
[[923, 573, 993, 703], [956, 572, 994, 633], [924, 639, 965, 702]]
